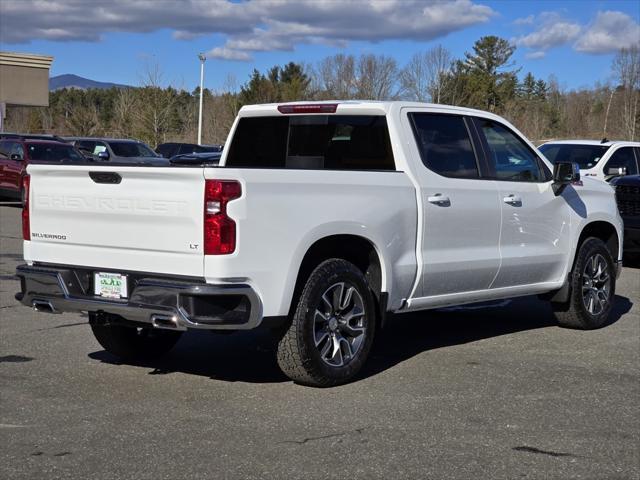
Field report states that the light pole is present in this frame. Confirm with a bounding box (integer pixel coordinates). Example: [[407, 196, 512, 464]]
[[197, 53, 206, 145]]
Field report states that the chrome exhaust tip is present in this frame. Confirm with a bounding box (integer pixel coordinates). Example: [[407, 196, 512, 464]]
[[32, 300, 57, 314], [150, 314, 183, 330]]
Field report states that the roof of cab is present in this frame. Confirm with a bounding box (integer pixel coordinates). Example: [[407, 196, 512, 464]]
[[238, 100, 505, 121]]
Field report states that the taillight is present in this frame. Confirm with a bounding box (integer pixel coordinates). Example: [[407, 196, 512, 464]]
[[204, 179, 241, 255], [22, 175, 30, 241], [277, 104, 337, 114]]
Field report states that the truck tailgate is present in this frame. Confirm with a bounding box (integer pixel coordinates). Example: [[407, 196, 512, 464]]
[[25, 164, 205, 277]]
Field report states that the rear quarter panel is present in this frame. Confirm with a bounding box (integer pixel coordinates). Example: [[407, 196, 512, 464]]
[[202, 168, 418, 317]]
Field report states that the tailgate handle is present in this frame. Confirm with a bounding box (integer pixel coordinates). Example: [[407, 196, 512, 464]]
[[89, 172, 122, 184]]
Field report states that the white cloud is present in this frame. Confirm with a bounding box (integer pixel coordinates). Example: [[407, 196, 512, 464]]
[[513, 15, 534, 26], [0, 0, 495, 61], [0, 0, 255, 43], [211, 0, 495, 61], [514, 15, 581, 50], [207, 47, 251, 61], [574, 11, 640, 54], [525, 51, 546, 60], [513, 10, 640, 58]]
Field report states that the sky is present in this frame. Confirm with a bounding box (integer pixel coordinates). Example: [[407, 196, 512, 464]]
[[1, 0, 639, 92]]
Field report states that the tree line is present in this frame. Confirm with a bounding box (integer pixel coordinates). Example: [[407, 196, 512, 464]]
[[5, 36, 639, 146]]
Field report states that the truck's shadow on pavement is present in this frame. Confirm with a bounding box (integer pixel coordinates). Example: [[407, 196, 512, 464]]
[[89, 294, 633, 385]]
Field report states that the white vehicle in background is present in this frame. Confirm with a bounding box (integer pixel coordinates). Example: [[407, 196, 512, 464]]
[[16, 101, 624, 387], [538, 140, 640, 182]]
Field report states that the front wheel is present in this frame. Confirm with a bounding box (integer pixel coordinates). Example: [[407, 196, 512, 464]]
[[553, 237, 616, 329], [90, 313, 182, 360], [277, 259, 376, 387]]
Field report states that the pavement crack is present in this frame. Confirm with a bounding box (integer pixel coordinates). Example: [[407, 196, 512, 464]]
[[280, 426, 369, 445], [513, 446, 576, 458]]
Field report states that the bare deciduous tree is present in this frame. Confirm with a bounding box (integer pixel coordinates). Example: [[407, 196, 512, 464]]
[[65, 103, 99, 136], [612, 45, 640, 140], [400, 45, 452, 103], [111, 87, 137, 137], [317, 54, 357, 99], [356, 54, 399, 100], [134, 60, 176, 146]]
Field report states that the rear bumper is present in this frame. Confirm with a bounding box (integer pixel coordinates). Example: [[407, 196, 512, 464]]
[[15, 264, 263, 331]]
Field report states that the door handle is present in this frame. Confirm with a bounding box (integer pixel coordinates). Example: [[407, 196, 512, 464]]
[[503, 194, 522, 205], [427, 194, 450, 206]]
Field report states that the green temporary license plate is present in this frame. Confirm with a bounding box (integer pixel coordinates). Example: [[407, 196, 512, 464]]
[[94, 272, 128, 299]]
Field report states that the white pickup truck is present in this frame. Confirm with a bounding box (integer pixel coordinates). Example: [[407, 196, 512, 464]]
[[16, 101, 624, 387]]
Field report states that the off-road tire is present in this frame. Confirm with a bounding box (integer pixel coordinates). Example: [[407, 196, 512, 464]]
[[90, 313, 182, 360], [553, 237, 616, 329], [277, 259, 376, 387]]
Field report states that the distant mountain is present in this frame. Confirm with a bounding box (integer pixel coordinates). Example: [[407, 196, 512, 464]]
[[49, 74, 130, 91]]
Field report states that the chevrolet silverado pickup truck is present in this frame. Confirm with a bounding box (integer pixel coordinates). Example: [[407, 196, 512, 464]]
[[16, 101, 624, 387]]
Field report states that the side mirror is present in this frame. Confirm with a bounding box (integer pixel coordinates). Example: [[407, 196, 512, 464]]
[[10, 153, 23, 161], [607, 166, 627, 177], [553, 161, 580, 195], [97, 151, 110, 160]]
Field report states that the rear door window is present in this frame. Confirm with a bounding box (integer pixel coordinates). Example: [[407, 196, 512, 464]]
[[408, 113, 479, 179], [156, 143, 177, 158], [606, 147, 638, 175], [76, 140, 97, 153], [178, 144, 198, 155], [109, 142, 156, 157], [225, 115, 395, 170]]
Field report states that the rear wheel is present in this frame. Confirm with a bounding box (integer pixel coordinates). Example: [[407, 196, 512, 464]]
[[89, 313, 182, 360], [553, 237, 616, 329], [277, 259, 376, 387]]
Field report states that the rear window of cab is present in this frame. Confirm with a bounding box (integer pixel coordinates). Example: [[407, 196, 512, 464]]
[[225, 115, 395, 171]]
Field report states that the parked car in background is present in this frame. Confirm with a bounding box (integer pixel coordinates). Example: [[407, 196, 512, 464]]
[[65, 137, 167, 165], [611, 174, 640, 258], [0, 138, 85, 200], [156, 142, 223, 159], [538, 140, 640, 182], [168, 151, 222, 166]]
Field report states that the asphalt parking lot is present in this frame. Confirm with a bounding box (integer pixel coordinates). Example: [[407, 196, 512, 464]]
[[1, 203, 638, 480]]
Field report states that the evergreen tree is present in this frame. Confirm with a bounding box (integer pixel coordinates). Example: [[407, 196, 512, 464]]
[[534, 79, 548, 101], [454, 35, 520, 110], [520, 72, 536, 99]]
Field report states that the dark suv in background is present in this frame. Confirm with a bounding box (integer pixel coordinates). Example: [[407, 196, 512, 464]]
[[156, 142, 223, 158], [0, 137, 85, 200], [611, 174, 640, 259]]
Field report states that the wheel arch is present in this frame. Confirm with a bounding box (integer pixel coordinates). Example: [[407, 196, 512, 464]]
[[577, 221, 620, 262], [288, 234, 387, 324]]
